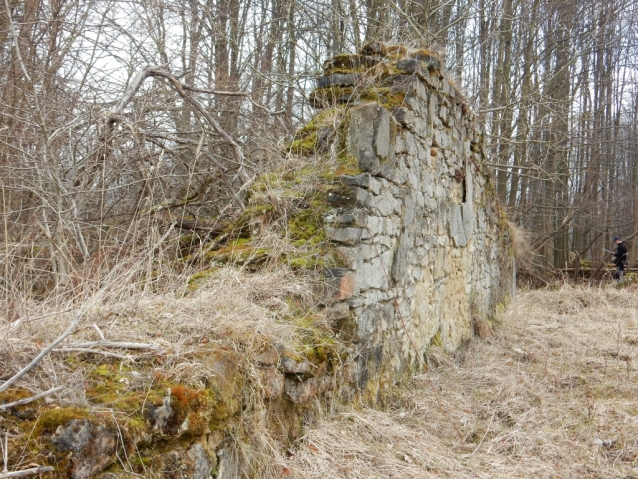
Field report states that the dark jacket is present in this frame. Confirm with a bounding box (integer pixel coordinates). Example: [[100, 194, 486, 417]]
[[614, 242, 628, 268]]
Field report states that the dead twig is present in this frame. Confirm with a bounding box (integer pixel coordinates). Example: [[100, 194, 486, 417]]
[[0, 467, 55, 478], [0, 310, 84, 393], [0, 386, 63, 411], [65, 341, 161, 350], [52, 348, 135, 361]]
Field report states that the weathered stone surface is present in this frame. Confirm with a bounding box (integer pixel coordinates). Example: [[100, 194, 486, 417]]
[[255, 346, 279, 366], [324, 208, 366, 227], [360, 41, 388, 56], [448, 204, 467, 247], [279, 354, 315, 375], [324, 267, 355, 299], [392, 107, 415, 127], [340, 173, 371, 189], [147, 392, 172, 431], [187, 443, 214, 479], [409, 51, 442, 70], [396, 59, 423, 75], [258, 365, 285, 399], [309, 46, 512, 401], [346, 104, 395, 176], [326, 301, 350, 320], [326, 226, 364, 245], [316, 73, 362, 88], [52, 419, 116, 479], [462, 202, 475, 240], [284, 377, 320, 403], [216, 448, 240, 479]]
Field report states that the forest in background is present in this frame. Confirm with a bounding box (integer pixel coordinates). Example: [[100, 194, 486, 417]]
[[2, 0, 638, 298]]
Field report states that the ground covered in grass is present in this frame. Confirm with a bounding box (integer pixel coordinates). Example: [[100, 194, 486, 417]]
[[285, 285, 638, 479]]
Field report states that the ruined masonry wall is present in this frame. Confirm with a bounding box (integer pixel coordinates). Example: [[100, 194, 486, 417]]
[[317, 45, 514, 400], [0, 45, 514, 479]]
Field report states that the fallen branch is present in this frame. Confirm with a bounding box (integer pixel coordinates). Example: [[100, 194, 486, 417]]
[[52, 348, 135, 361], [0, 311, 84, 393], [0, 386, 63, 411], [0, 467, 55, 478], [65, 341, 160, 350], [92, 324, 106, 341]]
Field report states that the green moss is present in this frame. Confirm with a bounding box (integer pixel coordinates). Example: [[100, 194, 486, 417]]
[[323, 53, 379, 75], [0, 387, 32, 405], [495, 295, 510, 315], [34, 407, 89, 436], [429, 331, 442, 348], [333, 152, 362, 177], [359, 87, 407, 108], [225, 204, 275, 235], [289, 208, 326, 242], [305, 344, 330, 364], [205, 245, 270, 267], [287, 107, 344, 156], [285, 253, 334, 270], [187, 268, 219, 291]]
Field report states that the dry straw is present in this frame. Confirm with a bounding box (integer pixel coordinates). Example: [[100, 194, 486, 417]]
[[286, 284, 638, 478], [0, 151, 344, 476]]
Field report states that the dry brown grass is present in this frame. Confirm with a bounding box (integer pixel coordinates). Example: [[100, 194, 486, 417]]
[[1, 263, 326, 389], [285, 284, 638, 478], [0, 261, 330, 476]]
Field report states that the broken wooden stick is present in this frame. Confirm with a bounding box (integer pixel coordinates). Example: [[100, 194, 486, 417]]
[[0, 310, 84, 393], [52, 348, 134, 361], [0, 386, 63, 411], [65, 341, 160, 350], [0, 466, 55, 478]]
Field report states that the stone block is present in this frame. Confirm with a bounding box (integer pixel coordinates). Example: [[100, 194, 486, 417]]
[[441, 78, 450, 96], [255, 346, 279, 366], [279, 354, 315, 375], [216, 448, 240, 479], [326, 301, 350, 320], [464, 158, 474, 202], [409, 51, 442, 70], [440, 104, 449, 126], [449, 204, 467, 247], [316, 73, 362, 88], [346, 103, 395, 176], [324, 267, 356, 299], [429, 93, 438, 123], [369, 176, 383, 195], [357, 250, 393, 291], [324, 208, 367, 227], [340, 173, 371, 189], [396, 58, 422, 75], [326, 226, 364, 245], [392, 107, 415, 127], [52, 419, 116, 479], [462, 202, 475, 240], [326, 186, 370, 206], [187, 444, 214, 479], [284, 377, 319, 404], [374, 104, 391, 159]]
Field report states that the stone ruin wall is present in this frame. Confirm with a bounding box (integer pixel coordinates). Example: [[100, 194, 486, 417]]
[[0, 44, 514, 479], [315, 43, 515, 401]]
